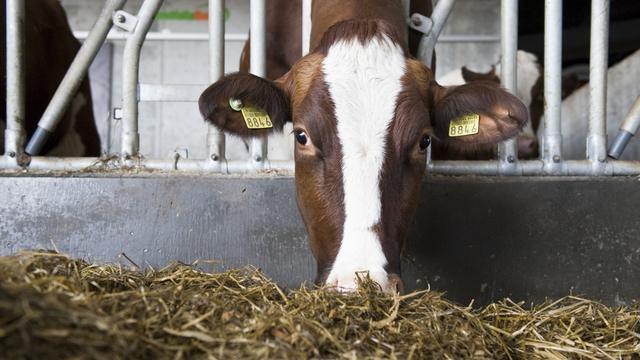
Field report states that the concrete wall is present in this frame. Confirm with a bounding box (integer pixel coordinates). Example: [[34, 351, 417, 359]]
[[2, 174, 639, 306]]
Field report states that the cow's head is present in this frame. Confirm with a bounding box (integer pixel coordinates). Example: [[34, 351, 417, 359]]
[[199, 20, 527, 292]]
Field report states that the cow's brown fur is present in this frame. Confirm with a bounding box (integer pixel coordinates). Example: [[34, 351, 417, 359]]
[[0, 0, 100, 156]]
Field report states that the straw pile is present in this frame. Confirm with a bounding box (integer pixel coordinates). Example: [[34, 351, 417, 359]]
[[1, 251, 639, 359]]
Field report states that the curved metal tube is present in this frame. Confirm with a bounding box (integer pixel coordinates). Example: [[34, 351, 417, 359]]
[[121, 0, 164, 156]]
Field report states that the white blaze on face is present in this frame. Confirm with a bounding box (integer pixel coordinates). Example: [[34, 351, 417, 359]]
[[322, 36, 405, 291]]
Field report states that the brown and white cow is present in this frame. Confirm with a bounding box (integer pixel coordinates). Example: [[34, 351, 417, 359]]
[[199, 0, 528, 291], [0, 0, 100, 157]]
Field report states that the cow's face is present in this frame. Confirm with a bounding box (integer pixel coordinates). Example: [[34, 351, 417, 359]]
[[199, 20, 527, 292]]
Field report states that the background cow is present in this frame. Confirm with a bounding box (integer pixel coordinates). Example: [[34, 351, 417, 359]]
[[200, 0, 528, 291], [0, 0, 100, 157]]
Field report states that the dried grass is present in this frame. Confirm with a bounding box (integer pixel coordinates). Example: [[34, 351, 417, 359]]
[[1, 251, 639, 359]]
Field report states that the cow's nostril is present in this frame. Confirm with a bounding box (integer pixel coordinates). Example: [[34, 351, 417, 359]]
[[387, 273, 404, 294]]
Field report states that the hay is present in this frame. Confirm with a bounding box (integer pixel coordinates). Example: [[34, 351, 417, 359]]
[[1, 251, 639, 359]]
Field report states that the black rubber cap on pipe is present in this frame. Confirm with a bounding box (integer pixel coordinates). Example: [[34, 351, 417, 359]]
[[608, 130, 633, 159], [25, 126, 53, 155]]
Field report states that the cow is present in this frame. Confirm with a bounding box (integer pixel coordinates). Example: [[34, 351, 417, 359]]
[[0, 0, 100, 157], [437, 50, 542, 159], [199, 0, 528, 292]]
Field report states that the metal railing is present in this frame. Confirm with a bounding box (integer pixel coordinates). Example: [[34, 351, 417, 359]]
[[3, 0, 640, 175]]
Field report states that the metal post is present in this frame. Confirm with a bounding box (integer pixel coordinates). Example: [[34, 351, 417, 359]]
[[249, 0, 267, 169], [25, 0, 126, 155], [302, 0, 312, 55], [543, 0, 563, 173], [608, 96, 640, 159], [121, 0, 164, 156], [587, 0, 609, 169], [417, 0, 456, 68], [401, 0, 410, 44], [498, 0, 518, 173], [207, 0, 226, 171], [4, 0, 25, 160]]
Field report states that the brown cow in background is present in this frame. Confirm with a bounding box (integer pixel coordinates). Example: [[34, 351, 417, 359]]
[[1, 0, 100, 156]]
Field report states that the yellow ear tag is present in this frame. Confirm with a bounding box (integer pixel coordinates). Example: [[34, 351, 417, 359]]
[[448, 114, 480, 137], [229, 98, 273, 129]]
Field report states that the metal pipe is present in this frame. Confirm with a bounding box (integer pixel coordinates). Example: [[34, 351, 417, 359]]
[[498, 0, 518, 173], [25, 0, 126, 156], [438, 34, 500, 43], [587, 0, 609, 167], [249, 0, 267, 170], [74, 30, 248, 42], [302, 0, 312, 55], [5, 0, 26, 160], [74, 31, 499, 44], [428, 160, 628, 176], [121, 0, 164, 156], [417, 0, 456, 68], [402, 0, 410, 44], [608, 96, 640, 159], [543, 0, 563, 173], [207, 0, 226, 172], [6, 157, 640, 176], [1, 156, 295, 174]]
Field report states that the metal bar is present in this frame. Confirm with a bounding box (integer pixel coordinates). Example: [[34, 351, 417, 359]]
[[74, 30, 248, 42], [587, 0, 609, 169], [428, 160, 627, 176], [5, 157, 640, 176], [608, 96, 640, 159], [74, 31, 499, 44], [138, 84, 206, 102], [1, 157, 295, 173], [543, 0, 563, 173], [402, 0, 410, 44], [249, 0, 267, 170], [207, 0, 226, 172], [121, 0, 164, 156], [25, 0, 126, 155], [438, 34, 500, 43], [4, 0, 25, 159], [498, 0, 518, 173], [417, 0, 456, 68], [302, 0, 312, 55]]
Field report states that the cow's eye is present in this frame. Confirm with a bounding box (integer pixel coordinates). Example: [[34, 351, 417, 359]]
[[295, 130, 308, 146], [419, 135, 431, 151]]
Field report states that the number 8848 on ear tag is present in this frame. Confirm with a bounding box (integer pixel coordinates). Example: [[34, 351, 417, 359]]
[[241, 105, 273, 129], [448, 114, 479, 137]]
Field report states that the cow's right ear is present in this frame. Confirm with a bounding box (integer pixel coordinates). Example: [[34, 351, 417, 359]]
[[198, 72, 292, 138]]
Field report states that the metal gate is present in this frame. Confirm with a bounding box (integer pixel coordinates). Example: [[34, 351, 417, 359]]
[[4, 0, 639, 175]]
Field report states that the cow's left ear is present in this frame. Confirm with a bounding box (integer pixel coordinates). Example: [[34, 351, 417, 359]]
[[429, 80, 528, 150], [198, 72, 292, 138]]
